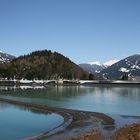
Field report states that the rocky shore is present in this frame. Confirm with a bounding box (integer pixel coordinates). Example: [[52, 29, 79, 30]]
[[71, 130, 101, 140], [71, 124, 140, 140], [111, 124, 140, 140]]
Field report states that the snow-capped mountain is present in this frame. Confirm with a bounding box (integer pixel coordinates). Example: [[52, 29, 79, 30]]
[[0, 51, 15, 63], [101, 54, 140, 79], [79, 60, 118, 74]]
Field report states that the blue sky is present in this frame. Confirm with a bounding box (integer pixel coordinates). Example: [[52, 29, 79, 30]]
[[0, 0, 140, 64]]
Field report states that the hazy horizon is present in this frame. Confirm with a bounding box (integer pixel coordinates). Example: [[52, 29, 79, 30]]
[[0, 0, 140, 63]]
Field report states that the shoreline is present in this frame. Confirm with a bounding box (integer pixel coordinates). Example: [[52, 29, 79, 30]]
[[0, 80, 140, 87]]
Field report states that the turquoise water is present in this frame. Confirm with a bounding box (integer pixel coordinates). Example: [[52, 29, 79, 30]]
[[0, 101, 63, 140], [0, 86, 140, 116]]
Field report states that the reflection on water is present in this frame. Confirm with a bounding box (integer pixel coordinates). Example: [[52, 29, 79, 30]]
[[0, 86, 140, 116], [0, 101, 63, 140]]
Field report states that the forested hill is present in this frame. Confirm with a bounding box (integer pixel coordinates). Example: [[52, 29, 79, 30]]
[[0, 50, 90, 80]]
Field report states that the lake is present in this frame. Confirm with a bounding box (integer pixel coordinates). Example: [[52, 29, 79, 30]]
[[0, 101, 63, 140], [0, 85, 140, 116]]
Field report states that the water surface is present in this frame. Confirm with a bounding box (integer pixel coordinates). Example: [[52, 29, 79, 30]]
[[0, 101, 63, 140], [0, 85, 140, 116]]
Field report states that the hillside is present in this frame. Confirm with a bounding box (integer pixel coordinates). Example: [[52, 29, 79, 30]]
[[0, 50, 90, 80], [101, 54, 140, 79]]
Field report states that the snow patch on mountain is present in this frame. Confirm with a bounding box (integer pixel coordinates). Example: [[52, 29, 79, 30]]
[[131, 65, 140, 69], [119, 67, 130, 73], [95, 70, 101, 73], [103, 60, 119, 67]]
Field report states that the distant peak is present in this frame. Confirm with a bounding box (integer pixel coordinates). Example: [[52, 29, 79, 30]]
[[0, 50, 3, 53], [88, 61, 102, 66]]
